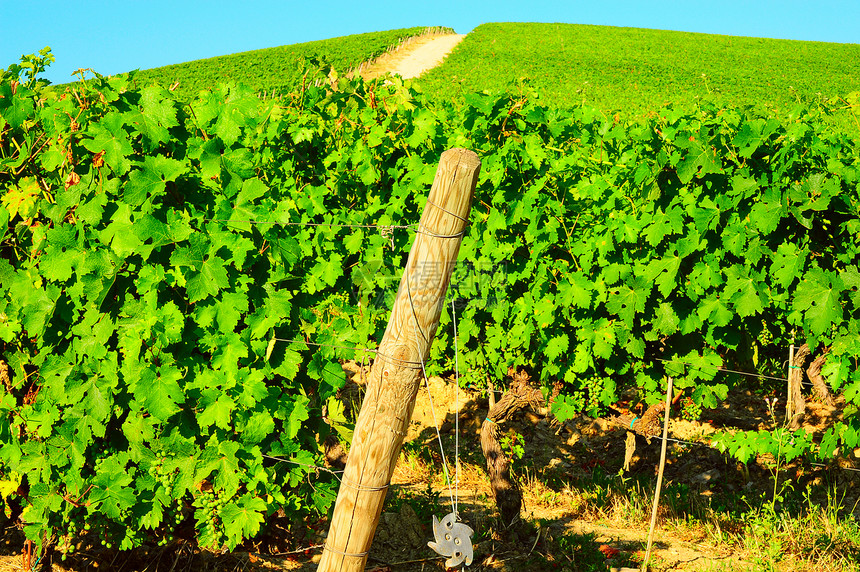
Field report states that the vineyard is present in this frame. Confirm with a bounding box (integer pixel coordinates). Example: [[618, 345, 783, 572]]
[[1, 31, 860, 572]]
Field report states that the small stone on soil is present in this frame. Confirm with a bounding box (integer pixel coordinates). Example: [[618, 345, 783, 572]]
[[692, 469, 721, 484]]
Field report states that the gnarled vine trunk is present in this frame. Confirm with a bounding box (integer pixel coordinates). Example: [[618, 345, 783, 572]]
[[612, 400, 667, 471], [788, 343, 811, 429], [807, 347, 835, 406], [479, 368, 546, 528]]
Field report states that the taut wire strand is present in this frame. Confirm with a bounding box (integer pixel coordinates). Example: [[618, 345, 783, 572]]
[[204, 218, 416, 230], [424, 197, 469, 223], [452, 299, 461, 518], [406, 268, 456, 515], [652, 357, 813, 385]]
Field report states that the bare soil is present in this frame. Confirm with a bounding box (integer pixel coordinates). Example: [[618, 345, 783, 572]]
[[359, 34, 465, 80]]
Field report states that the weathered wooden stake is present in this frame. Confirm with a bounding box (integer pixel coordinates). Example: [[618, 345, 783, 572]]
[[317, 149, 480, 572], [786, 337, 797, 420]]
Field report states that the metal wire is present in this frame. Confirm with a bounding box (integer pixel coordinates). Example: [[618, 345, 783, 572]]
[[652, 357, 814, 385], [261, 454, 344, 476], [638, 436, 860, 475], [412, 311, 456, 516], [271, 338, 425, 368], [811, 463, 860, 473], [401, 256, 456, 516], [204, 218, 416, 230], [416, 223, 467, 239], [269, 543, 325, 556], [452, 300, 461, 518], [338, 478, 390, 492], [322, 544, 369, 558], [424, 197, 469, 223]]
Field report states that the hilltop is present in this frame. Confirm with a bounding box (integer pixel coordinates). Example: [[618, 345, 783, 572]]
[[418, 22, 860, 120], [123, 22, 860, 128]]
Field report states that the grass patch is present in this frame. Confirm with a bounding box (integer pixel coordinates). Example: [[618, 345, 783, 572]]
[[507, 455, 860, 571], [731, 490, 860, 571]]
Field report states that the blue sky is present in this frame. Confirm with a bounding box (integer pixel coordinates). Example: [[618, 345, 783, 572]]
[[2, 0, 858, 85]]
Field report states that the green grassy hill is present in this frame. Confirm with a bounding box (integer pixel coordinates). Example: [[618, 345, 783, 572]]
[[418, 23, 860, 121], [131, 26, 451, 99], [119, 22, 860, 130]]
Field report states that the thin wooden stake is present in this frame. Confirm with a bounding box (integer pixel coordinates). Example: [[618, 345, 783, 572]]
[[317, 149, 480, 572], [642, 377, 673, 572], [786, 333, 796, 420]]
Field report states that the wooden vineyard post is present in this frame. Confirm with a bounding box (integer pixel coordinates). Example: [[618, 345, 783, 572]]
[[317, 148, 481, 572], [786, 339, 796, 420]]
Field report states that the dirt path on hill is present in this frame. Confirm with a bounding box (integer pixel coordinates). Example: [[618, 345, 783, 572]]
[[361, 34, 465, 80]]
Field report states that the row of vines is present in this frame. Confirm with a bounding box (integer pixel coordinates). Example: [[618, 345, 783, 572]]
[[1, 49, 859, 553]]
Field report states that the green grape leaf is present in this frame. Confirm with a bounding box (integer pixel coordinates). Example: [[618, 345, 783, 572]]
[[749, 199, 784, 236], [188, 256, 230, 303], [732, 121, 763, 158], [592, 322, 617, 359], [198, 391, 236, 430], [677, 140, 721, 183], [818, 427, 840, 460], [124, 155, 186, 206], [770, 243, 806, 289], [644, 253, 681, 297], [643, 210, 675, 246], [691, 196, 721, 232], [559, 272, 593, 309], [551, 390, 582, 423], [723, 266, 763, 317], [307, 354, 346, 400], [90, 456, 135, 519], [544, 334, 568, 362], [133, 365, 184, 422], [272, 346, 303, 380], [284, 395, 310, 439], [39, 224, 81, 282], [214, 291, 249, 334], [21, 284, 60, 338], [697, 295, 734, 328], [607, 277, 649, 328], [652, 302, 680, 335], [136, 85, 179, 144], [241, 411, 276, 445], [794, 269, 843, 336], [81, 112, 134, 174], [221, 494, 267, 550]]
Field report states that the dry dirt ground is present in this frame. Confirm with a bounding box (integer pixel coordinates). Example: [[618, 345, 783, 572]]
[[298, 377, 852, 572], [359, 33, 465, 80]]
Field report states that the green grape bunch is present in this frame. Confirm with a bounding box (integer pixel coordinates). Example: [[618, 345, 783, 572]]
[[194, 485, 230, 548]]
